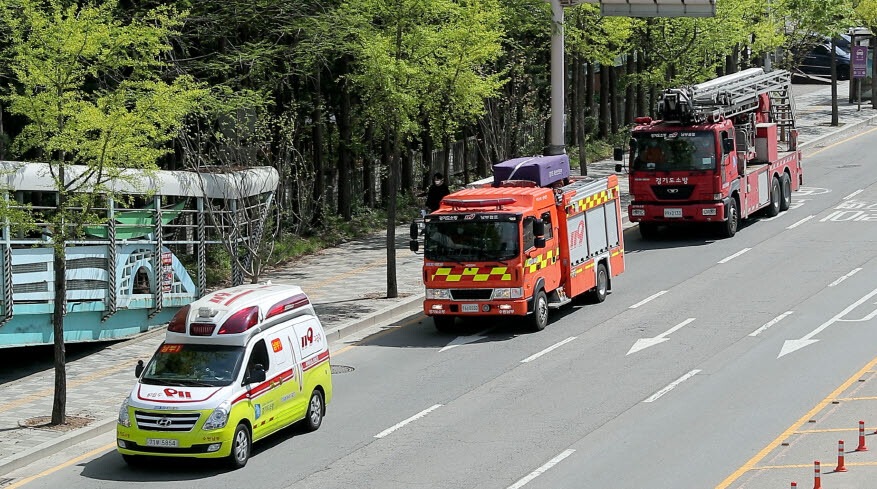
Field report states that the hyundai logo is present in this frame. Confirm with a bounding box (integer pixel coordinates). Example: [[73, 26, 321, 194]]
[[157, 417, 172, 427], [667, 188, 679, 194]]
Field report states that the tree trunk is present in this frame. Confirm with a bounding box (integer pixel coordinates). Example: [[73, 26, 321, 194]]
[[476, 124, 488, 177], [831, 37, 839, 127], [311, 71, 324, 224], [625, 54, 636, 125], [421, 126, 434, 190], [873, 29, 877, 109], [386, 127, 399, 299], [586, 61, 595, 118], [599, 63, 610, 138], [609, 63, 619, 135], [401, 139, 413, 194], [636, 51, 647, 119], [337, 78, 353, 220], [461, 127, 470, 184], [380, 132, 391, 204], [52, 244, 66, 425], [442, 135, 451, 181]]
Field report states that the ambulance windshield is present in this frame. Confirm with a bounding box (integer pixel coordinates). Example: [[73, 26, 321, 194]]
[[141, 344, 246, 387], [632, 131, 717, 172], [424, 221, 519, 262]]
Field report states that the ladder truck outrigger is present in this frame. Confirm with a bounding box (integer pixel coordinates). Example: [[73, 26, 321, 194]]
[[621, 68, 803, 238]]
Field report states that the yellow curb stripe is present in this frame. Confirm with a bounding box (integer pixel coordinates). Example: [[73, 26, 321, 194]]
[[713, 355, 877, 489], [835, 396, 877, 401], [808, 125, 877, 157], [753, 462, 877, 470], [4, 442, 116, 489]]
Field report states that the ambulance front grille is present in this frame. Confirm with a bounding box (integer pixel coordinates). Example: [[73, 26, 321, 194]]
[[134, 411, 201, 432]]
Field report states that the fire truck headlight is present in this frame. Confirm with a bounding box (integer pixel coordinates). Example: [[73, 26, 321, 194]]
[[493, 288, 523, 299], [426, 289, 450, 300], [203, 401, 230, 431], [713, 193, 723, 200], [631, 209, 645, 217], [702, 208, 717, 216], [118, 397, 131, 427]]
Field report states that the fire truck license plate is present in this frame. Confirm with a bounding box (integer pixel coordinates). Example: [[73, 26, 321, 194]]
[[146, 438, 179, 448], [663, 208, 683, 218], [461, 304, 479, 313]]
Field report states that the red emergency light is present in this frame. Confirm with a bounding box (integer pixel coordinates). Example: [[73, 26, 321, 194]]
[[266, 293, 310, 319], [442, 198, 516, 209], [635, 117, 653, 124], [218, 306, 259, 334], [167, 305, 190, 333]]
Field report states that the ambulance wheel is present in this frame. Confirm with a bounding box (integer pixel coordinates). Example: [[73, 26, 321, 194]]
[[302, 390, 324, 432], [589, 263, 609, 303], [121, 454, 146, 467], [226, 423, 251, 470], [529, 290, 549, 331], [433, 316, 457, 333], [765, 177, 781, 217], [720, 199, 738, 238], [780, 173, 792, 211], [638, 222, 658, 239]]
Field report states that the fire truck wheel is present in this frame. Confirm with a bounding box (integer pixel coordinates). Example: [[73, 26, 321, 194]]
[[529, 290, 549, 331], [780, 173, 792, 211], [765, 177, 781, 217], [638, 222, 659, 239], [226, 423, 251, 470], [433, 316, 457, 333], [589, 263, 609, 303], [721, 199, 738, 238]]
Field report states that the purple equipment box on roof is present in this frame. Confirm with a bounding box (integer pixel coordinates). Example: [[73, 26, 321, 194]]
[[493, 155, 571, 188]]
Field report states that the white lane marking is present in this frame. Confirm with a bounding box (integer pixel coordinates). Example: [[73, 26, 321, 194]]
[[718, 248, 752, 264], [374, 404, 442, 438], [440, 329, 491, 352], [507, 449, 576, 489], [749, 311, 794, 337], [627, 318, 696, 355], [787, 215, 815, 229], [843, 189, 864, 200], [828, 268, 862, 287], [643, 370, 701, 403], [629, 290, 667, 309], [779, 287, 877, 358], [521, 337, 577, 363]]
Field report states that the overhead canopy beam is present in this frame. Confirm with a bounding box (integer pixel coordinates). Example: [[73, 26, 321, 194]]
[[559, 0, 716, 17]]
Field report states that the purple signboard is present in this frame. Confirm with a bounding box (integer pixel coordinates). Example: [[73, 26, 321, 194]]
[[853, 46, 868, 79]]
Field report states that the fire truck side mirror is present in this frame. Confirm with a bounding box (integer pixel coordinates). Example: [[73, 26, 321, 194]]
[[615, 163, 623, 172], [613, 147, 623, 161], [409, 239, 419, 252], [722, 138, 735, 154], [533, 218, 545, 237], [409, 221, 418, 240], [534, 237, 547, 249], [135, 360, 144, 378]]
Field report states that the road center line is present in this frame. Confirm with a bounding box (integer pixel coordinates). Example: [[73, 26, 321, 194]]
[[749, 311, 794, 337], [787, 215, 815, 229], [843, 189, 864, 200], [718, 248, 751, 264], [521, 337, 577, 363], [629, 290, 667, 309], [828, 268, 862, 287], [643, 370, 701, 403], [507, 449, 576, 489], [374, 404, 442, 439]]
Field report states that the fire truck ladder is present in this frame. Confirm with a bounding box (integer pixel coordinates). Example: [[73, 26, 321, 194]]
[[769, 84, 797, 146], [659, 68, 795, 129]]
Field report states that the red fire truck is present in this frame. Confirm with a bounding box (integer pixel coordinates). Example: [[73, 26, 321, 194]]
[[411, 155, 625, 332], [623, 68, 803, 238]]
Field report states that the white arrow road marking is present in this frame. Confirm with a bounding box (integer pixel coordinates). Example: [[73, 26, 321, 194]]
[[507, 449, 576, 489], [828, 268, 862, 287], [521, 337, 577, 363], [439, 329, 492, 352], [779, 287, 877, 358], [629, 290, 667, 309], [627, 318, 696, 355], [843, 189, 864, 200], [643, 370, 701, 403], [749, 311, 794, 337], [718, 248, 751, 264], [787, 215, 815, 229], [374, 404, 442, 438]]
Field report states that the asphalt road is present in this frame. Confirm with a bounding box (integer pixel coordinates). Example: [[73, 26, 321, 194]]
[[7, 126, 877, 489]]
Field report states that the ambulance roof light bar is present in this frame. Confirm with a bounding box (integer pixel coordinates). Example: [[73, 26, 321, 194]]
[[442, 198, 517, 210]]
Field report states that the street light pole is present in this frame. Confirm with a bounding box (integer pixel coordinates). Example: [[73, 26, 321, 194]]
[[547, 0, 566, 156]]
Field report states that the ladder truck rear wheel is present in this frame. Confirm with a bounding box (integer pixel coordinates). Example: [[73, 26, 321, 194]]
[[529, 290, 549, 332], [780, 173, 792, 211], [433, 316, 457, 333], [721, 199, 739, 238], [765, 177, 781, 217], [588, 263, 609, 303]]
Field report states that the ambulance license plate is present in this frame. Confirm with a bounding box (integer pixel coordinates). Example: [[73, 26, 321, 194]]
[[146, 438, 179, 448], [461, 304, 479, 313], [663, 208, 683, 218]]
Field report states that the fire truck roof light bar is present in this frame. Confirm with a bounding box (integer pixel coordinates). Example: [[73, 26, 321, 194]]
[[442, 198, 517, 210]]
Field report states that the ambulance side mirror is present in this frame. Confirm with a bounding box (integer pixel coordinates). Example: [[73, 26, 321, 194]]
[[135, 360, 144, 378], [409, 239, 419, 252], [246, 364, 266, 384]]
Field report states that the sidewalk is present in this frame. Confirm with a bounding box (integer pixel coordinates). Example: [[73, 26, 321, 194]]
[[0, 80, 875, 477]]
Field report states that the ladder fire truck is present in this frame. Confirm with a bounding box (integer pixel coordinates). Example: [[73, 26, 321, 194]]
[[411, 156, 624, 332], [623, 68, 803, 238]]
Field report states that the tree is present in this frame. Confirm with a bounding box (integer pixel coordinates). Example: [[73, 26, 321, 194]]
[[1, 0, 204, 424]]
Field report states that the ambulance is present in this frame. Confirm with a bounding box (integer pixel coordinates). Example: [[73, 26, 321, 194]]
[[116, 283, 333, 469]]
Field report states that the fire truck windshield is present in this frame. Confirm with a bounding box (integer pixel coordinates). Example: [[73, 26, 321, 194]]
[[424, 221, 519, 262], [142, 344, 245, 387], [632, 131, 717, 172]]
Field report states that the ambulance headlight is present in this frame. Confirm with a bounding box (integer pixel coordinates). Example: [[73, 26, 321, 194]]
[[493, 288, 524, 299], [118, 397, 131, 427], [426, 289, 450, 300], [203, 401, 230, 431]]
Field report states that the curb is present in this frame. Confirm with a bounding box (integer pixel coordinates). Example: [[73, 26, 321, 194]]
[[0, 416, 117, 477], [323, 293, 426, 344], [798, 112, 877, 150]]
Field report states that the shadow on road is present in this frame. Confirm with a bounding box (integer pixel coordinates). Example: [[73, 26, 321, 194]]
[[623, 219, 758, 252], [0, 341, 121, 385]]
